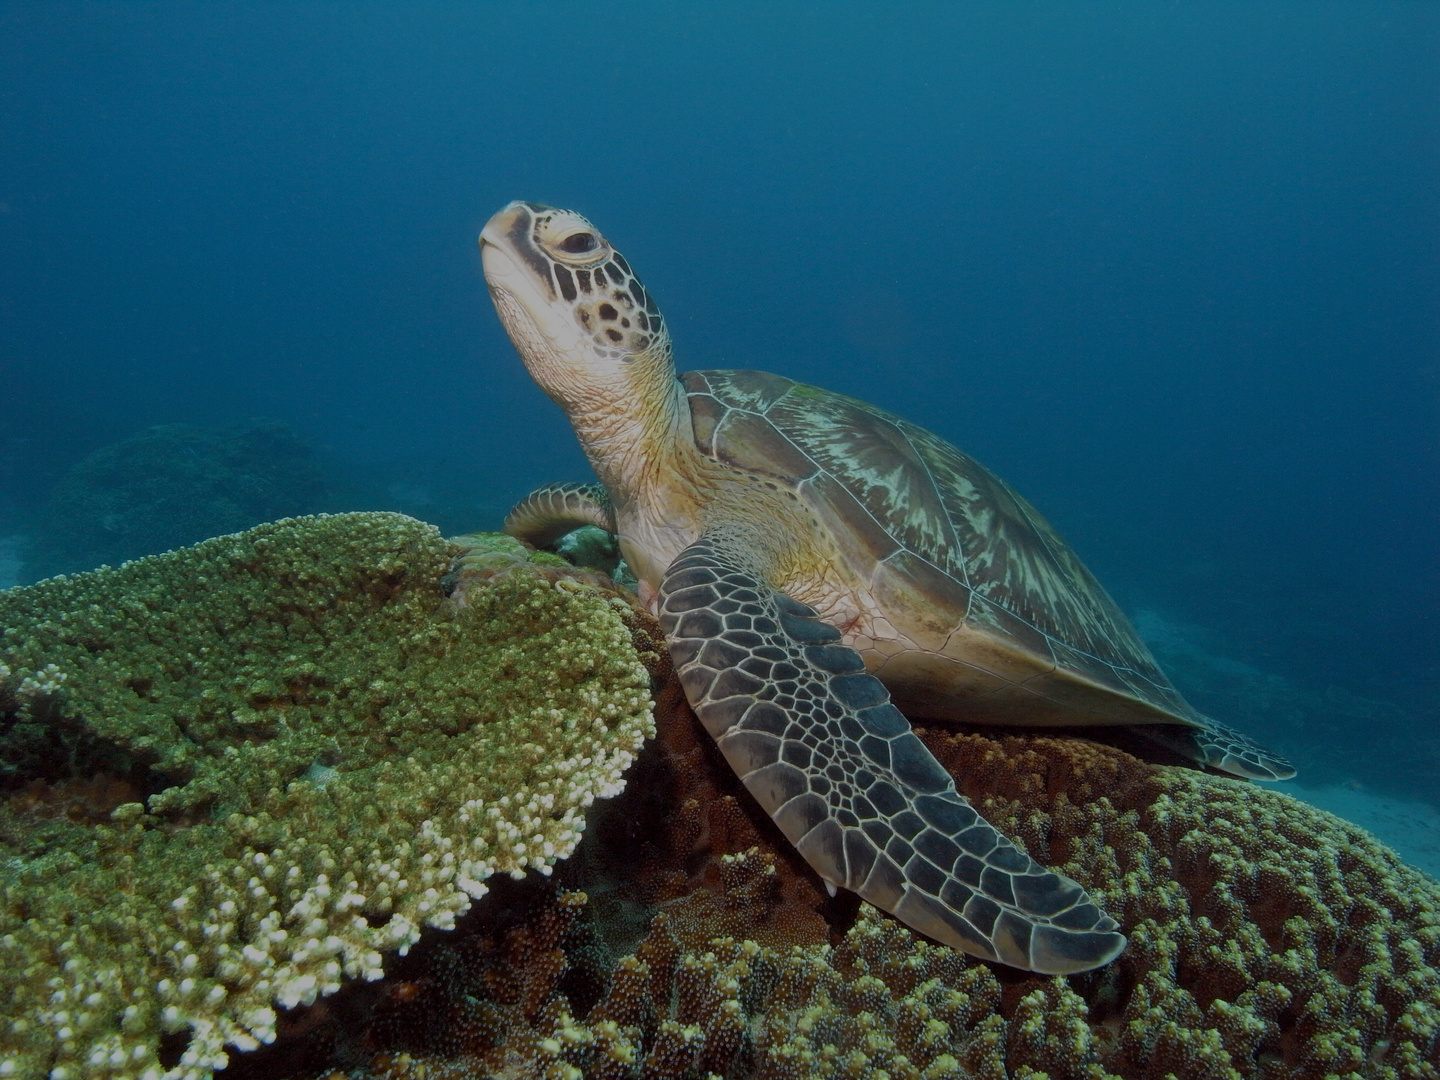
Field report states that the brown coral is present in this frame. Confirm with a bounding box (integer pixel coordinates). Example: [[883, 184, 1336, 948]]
[[227, 705, 1439, 1080], [924, 729, 1440, 1078]]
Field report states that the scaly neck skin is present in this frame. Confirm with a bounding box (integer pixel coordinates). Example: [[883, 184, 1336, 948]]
[[555, 342, 698, 518], [557, 343, 708, 596]]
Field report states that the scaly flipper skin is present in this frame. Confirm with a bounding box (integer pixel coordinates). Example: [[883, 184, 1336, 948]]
[[1138, 717, 1295, 781], [505, 482, 615, 548], [658, 533, 1127, 975]]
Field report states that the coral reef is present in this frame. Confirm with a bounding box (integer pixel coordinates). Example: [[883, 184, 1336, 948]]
[[5, 513, 1437, 1079], [22, 420, 328, 582], [925, 730, 1440, 1078], [0, 514, 656, 1080], [237, 694, 1440, 1080], [552, 526, 637, 590]]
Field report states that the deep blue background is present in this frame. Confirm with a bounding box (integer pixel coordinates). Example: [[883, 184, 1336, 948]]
[[2, 3, 1436, 796]]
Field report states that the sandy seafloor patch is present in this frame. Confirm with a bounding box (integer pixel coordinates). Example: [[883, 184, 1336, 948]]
[[1274, 779, 1440, 879]]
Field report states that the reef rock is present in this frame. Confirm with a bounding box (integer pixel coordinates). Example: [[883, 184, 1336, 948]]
[[4, 511, 1437, 1080]]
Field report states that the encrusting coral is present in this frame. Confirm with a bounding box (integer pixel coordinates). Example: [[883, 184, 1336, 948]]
[[0, 514, 656, 1080], [235, 683, 1440, 1080]]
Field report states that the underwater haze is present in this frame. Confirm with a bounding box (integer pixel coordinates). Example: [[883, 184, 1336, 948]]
[[1, 5, 1436, 823]]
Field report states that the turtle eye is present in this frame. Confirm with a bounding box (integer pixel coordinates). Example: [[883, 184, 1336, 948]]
[[559, 232, 598, 254]]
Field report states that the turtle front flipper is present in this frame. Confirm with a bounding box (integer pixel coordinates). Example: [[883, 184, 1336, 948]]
[[658, 534, 1127, 975], [1139, 717, 1297, 781], [504, 482, 616, 547]]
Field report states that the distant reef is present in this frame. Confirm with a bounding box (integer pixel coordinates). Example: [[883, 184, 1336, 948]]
[[21, 420, 328, 583]]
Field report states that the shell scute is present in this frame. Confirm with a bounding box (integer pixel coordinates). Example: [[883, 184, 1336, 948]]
[[711, 406, 819, 482], [685, 369, 1198, 727], [796, 473, 903, 567], [685, 368, 792, 412], [767, 387, 963, 575], [867, 550, 970, 652], [965, 595, 1057, 672], [688, 392, 726, 453]]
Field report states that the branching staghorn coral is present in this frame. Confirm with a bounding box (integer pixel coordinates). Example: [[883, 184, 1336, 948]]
[[0, 513, 655, 1080]]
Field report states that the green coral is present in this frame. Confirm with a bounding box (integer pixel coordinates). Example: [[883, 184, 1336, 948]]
[[0, 513, 655, 1080]]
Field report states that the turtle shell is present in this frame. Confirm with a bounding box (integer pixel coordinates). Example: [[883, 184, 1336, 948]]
[[681, 368, 1204, 731]]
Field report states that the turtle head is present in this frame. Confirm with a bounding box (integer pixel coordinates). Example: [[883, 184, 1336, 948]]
[[480, 202, 672, 410]]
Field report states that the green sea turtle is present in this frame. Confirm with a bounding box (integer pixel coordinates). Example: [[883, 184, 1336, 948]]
[[478, 201, 1294, 975]]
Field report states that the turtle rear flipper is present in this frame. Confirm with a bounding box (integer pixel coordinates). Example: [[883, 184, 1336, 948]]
[[658, 533, 1127, 975], [1139, 717, 1296, 781], [505, 482, 615, 547]]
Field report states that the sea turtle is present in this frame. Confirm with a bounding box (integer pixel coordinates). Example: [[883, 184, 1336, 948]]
[[478, 201, 1294, 975]]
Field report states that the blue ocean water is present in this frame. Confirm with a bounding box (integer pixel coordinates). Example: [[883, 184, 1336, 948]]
[[0, 4, 1435, 822]]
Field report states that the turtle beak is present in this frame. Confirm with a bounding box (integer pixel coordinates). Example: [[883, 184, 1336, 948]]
[[478, 200, 527, 251], [479, 202, 556, 300]]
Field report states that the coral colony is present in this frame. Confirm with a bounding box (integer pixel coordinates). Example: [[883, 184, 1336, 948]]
[[0, 515, 653, 1078]]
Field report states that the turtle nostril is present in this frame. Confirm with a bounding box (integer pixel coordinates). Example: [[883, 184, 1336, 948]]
[[559, 232, 598, 254]]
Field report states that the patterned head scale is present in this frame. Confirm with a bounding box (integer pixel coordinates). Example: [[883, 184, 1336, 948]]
[[479, 203, 668, 405]]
